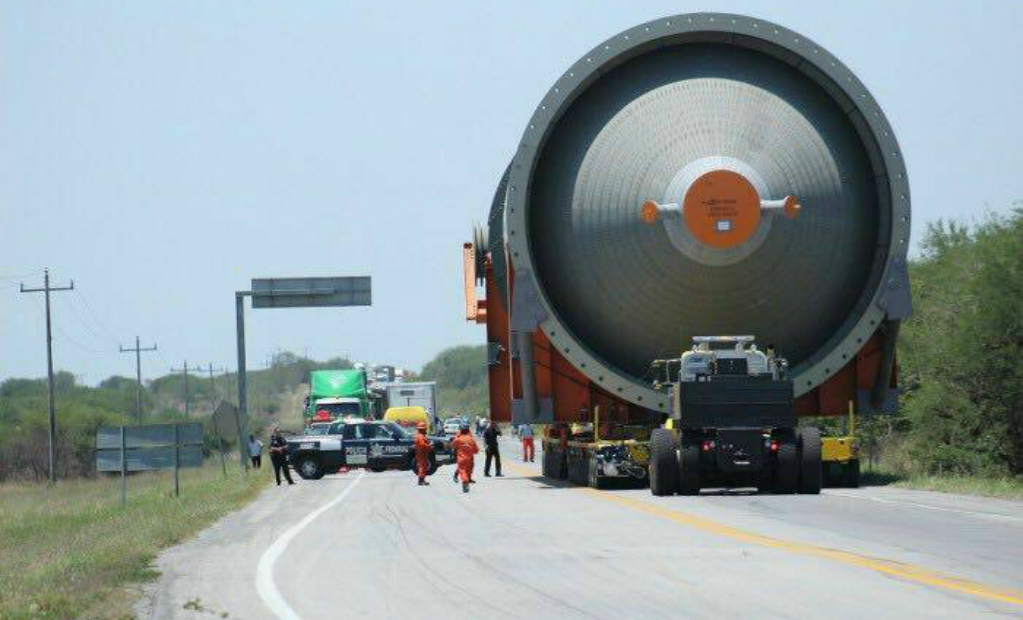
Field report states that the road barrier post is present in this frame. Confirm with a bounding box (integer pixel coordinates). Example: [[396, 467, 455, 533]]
[[174, 423, 180, 497], [120, 426, 127, 507]]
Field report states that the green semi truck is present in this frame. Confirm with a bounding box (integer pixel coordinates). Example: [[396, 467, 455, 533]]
[[305, 369, 372, 422]]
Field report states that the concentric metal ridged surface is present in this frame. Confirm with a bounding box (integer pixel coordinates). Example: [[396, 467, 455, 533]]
[[504, 14, 910, 411], [487, 164, 511, 309]]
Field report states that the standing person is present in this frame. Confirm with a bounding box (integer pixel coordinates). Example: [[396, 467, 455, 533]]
[[248, 434, 264, 469], [519, 423, 535, 462], [269, 426, 294, 486], [483, 420, 502, 477], [450, 422, 479, 493], [414, 422, 433, 486], [452, 422, 474, 482]]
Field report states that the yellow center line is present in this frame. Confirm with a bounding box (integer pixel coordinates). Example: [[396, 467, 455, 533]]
[[506, 462, 1023, 607]]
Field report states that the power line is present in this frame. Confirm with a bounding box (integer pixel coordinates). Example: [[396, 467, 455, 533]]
[[72, 288, 121, 342], [62, 293, 119, 347], [156, 347, 173, 370], [26, 295, 115, 355], [0, 269, 44, 281], [48, 311, 115, 355]]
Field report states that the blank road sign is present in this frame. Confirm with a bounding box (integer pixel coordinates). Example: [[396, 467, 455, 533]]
[[251, 276, 371, 309], [95, 422, 204, 472], [96, 423, 204, 449], [96, 445, 203, 472]]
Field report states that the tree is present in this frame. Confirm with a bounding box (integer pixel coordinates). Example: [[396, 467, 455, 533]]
[[899, 210, 1023, 475]]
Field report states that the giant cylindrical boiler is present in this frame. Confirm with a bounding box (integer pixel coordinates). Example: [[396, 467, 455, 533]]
[[499, 13, 911, 414]]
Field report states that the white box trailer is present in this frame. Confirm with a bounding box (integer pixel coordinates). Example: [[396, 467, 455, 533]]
[[382, 382, 438, 420]]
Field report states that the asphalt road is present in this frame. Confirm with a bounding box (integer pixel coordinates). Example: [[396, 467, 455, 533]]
[[137, 439, 1023, 619]]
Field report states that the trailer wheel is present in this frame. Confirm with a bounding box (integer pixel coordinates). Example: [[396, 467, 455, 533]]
[[677, 439, 702, 496], [588, 455, 607, 490], [554, 447, 568, 480], [574, 452, 588, 486], [798, 427, 823, 494], [648, 428, 678, 496], [775, 433, 799, 494], [843, 458, 860, 488], [566, 451, 580, 485]]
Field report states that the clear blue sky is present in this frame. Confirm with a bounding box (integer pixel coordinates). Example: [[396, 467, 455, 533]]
[[2, 1, 1021, 385]]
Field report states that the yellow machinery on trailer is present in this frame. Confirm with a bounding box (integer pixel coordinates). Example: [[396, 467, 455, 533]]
[[821, 402, 860, 487], [542, 407, 651, 489]]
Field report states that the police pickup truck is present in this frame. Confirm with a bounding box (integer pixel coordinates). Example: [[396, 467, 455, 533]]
[[287, 420, 451, 480]]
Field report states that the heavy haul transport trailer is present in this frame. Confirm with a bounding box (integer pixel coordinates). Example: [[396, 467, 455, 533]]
[[462, 12, 910, 493]]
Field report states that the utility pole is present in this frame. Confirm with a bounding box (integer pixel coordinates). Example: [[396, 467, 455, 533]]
[[202, 363, 227, 477], [170, 361, 199, 417], [202, 362, 226, 410], [120, 337, 157, 423], [19, 269, 74, 483]]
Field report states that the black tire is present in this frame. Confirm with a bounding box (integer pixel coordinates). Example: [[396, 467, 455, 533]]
[[843, 458, 860, 488], [587, 455, 606, 490], [555, 449, 568, 480], [775, 433, 799, 494], [569, 451, 585, 486], [677, 440, 701, 496], [296, 456, 324, 480], [798, 427, 822, 495], [541, 446, 551, 477], [648, 428, 678, 496]]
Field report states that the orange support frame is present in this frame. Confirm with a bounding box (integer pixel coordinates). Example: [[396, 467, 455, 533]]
[[469, 246, 894, 422], [462, 243, 487, 324], [794, 331, 896, 417]]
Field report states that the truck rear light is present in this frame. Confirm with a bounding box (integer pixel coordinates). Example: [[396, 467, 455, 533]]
[[770, 439, 779, 452]]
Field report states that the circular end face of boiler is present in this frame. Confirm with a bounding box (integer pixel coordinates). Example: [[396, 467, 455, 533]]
[[504, 13, 910, 411]]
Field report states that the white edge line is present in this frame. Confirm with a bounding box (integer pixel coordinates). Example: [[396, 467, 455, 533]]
[[256, 470, 366, 620], [825, 490, 1023, 524]]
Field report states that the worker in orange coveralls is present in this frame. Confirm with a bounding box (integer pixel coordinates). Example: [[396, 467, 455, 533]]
[[519, 424, 535, 462], [450, 422, 479, 493], [414, 422, 433, 486]]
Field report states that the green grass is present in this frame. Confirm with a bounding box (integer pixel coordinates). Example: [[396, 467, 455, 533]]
[[889, 473, 1023, 500], [0, 462, 268, 620], [861, 466, 1023, 500]]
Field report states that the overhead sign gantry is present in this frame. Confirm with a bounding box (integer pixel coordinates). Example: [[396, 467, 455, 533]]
[[234, 276, 371, 468]]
